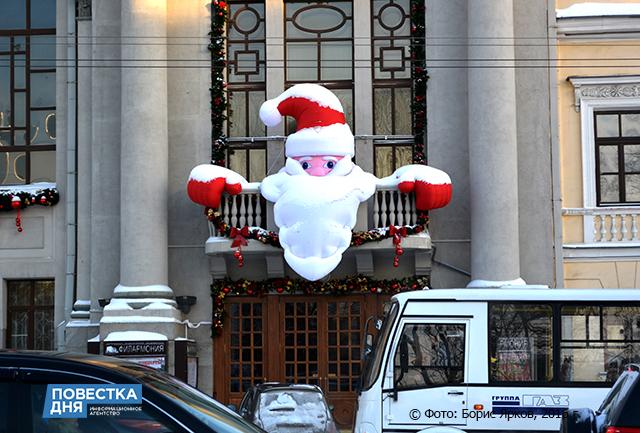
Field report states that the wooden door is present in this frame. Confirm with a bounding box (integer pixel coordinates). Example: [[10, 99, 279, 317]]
[[214, 294, 388, 427], [213, 297, 271, 407]]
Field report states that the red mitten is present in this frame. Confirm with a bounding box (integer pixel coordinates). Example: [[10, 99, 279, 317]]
[[187, 165, 246, 209], [394, 164, 452, 210]]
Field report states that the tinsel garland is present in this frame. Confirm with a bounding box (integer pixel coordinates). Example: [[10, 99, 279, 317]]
[[211, 275, 429, 335], [410, 0, 427, 165], [206, 208, 429, 248], [209, 0, 229, 166], [0, 187, 59, 211]]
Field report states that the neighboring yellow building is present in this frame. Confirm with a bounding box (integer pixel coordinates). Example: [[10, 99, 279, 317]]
[[557, 0, 640, 287]]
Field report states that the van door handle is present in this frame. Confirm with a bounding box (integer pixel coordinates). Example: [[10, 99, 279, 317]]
[[448, 391, 464, 395]]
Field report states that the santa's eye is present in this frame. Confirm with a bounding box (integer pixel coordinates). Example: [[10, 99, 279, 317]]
[[302, 161, 310, 170], [324, 161, 335, 169]]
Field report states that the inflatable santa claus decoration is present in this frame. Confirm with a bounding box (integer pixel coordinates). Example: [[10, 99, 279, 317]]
[[188, 84, 452, 281]]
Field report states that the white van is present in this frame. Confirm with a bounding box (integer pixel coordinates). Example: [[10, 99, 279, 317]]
[[353, 288, 640, 433]]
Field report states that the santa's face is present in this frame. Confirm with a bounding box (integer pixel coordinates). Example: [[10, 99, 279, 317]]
[[293, 155, 344, 176]]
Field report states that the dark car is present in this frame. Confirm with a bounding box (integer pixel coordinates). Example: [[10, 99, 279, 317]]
[[236, 383, 338, 433], [561, 365, 640, 433], [0, 351, 264, 433]]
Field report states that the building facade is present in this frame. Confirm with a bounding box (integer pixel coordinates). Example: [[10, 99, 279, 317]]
[[557, 0, 640, 288], [1, 0, 562, 425]]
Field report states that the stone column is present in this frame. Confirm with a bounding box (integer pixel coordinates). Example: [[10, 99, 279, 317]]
[[118, 0, 172, 297], [467, 0, 525, 287], [100, 0, 181, 340], [70, 14, 93, 323], [89, 0, 122, 323]]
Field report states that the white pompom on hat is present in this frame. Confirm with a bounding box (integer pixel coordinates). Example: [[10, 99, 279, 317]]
[[259, 83, 354, 158]]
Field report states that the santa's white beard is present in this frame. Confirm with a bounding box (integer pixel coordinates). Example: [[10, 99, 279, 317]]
[[265, 162, 376, 281]]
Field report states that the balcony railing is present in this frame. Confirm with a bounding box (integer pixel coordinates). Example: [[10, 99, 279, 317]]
[[563, 207, 640, 244], [372, 185, 417, 227], [208, 183, 419, 237], [209, 182, 265, 237]]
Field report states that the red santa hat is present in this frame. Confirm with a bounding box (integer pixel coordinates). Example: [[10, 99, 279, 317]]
[[259, 83, 354, 158]]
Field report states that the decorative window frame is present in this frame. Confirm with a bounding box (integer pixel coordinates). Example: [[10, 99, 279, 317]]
[[564, 76, 640, 250], [568, 75, 640, 209]]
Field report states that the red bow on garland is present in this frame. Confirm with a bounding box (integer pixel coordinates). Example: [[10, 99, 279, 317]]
[[388, 225, 408, 244], [230, 226, 249, 267], [230, 226, 249, 248]]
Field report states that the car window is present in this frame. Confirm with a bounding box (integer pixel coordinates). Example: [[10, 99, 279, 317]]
[[129, 367, 263, 433], [394, 323, 466, 389], [22, 370, 184, 433], [239, 390, 252, 418], [0, 381, 19, 433], [612, 371, 640, 427], [597, 370, 637, 427]]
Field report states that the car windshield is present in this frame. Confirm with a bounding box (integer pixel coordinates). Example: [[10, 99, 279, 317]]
[[103, 362, 263, 433], [597, 370, 637, 426], [257, 389, 329, 433], [361, 301, 398, 390]]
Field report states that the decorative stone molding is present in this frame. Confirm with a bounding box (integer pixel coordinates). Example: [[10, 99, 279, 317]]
[[557, 16, 640, 40], [568, 75, 640, 112], [77, 0, 92, 20]]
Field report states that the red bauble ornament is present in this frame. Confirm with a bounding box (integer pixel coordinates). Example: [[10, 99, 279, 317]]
[[222, 287, 230, 294], [370, 287, 377, 294], [276, 287, 284, 294], [393, 258, 399, 267], [11, 196, 22, 233], [40, 196, 47, 205], [396, 247, 404, 256]]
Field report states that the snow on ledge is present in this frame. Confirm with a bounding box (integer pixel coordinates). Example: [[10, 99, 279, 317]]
[[0, 182, 57, 193], [113, 284, 173, 295], [467, 277, 529, 288], [557, 3, 640, 18], [104, 331, 168, 342]]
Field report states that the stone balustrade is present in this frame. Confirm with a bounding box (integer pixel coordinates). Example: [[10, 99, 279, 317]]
[[563, 207, 640, 244], [208, 183, 420, 237]]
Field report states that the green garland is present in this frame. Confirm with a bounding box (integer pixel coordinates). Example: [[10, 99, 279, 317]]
[[0, 186, 59, 211], [410, 0, 427, 164], [209, 0, 229, 166], [207, 208, 429, 248], [211, 275, 429, 335]]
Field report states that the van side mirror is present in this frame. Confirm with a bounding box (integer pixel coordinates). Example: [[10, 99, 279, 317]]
[[363, 333, 374, 360]]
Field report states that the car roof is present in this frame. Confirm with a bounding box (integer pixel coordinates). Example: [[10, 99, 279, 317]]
[[0, 350, 156, 382], [393, 288, 640, 304], [253, 382, 322, 393]]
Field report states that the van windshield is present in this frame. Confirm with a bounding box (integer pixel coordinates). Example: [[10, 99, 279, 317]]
[[361, 301, 399, 391]]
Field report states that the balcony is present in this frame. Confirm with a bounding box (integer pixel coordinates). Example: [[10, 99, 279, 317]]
[[206, 184, 432, 280], [562, 206, 640, 259]]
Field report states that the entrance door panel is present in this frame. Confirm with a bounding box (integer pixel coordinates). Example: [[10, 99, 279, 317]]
[[325, 299, 363, 426], [213, 298, 269, 407], [282, 299, 322, 386]]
